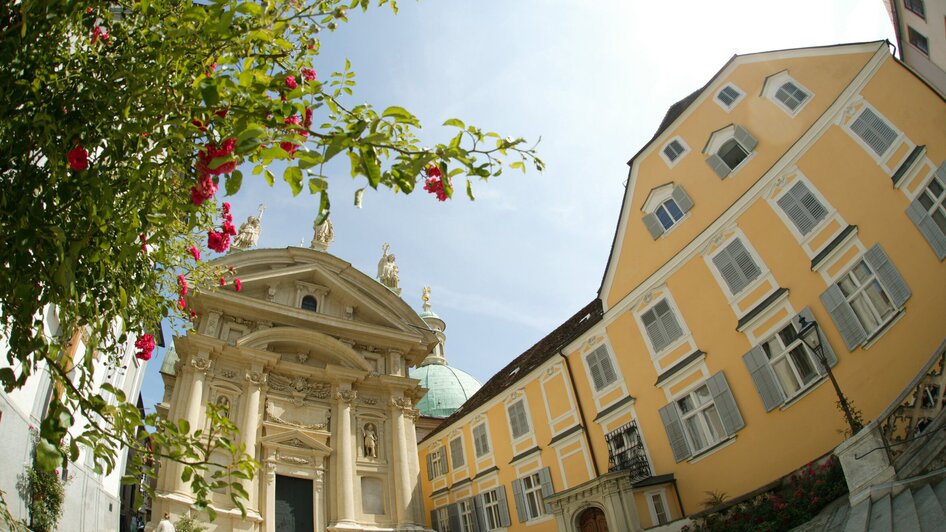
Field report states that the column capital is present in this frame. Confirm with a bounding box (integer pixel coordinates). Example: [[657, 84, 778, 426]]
[[390, 396, 413, 411], [190, 355, 213, 374], [245, 370, 268, 389], [335, 389, 358, 404]]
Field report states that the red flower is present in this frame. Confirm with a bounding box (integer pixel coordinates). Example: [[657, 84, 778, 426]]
[[219, 277, 225, 286], [424, 163, 442, 178], [423, 177, 448, 201], [234, 278, 242, 292], [280, 141, 299, 157], [91, 26, 109, 45], [196, 138, 237, 177], [222, 202, 231, 214], [177, 274, 188, 296], [303, 107, 313, 129], [177, 298, 186, 310], [285, 75, 297, 90], [284, 115, 300, 126], [207, 230, 230, 253], [301, 68, 316, 82], [134, 333, 155, 361], [140, 233, 148, 253], [189, 246, 200, 262], [67, 145, 89, 171], [191, 119, 207, 132], [190, 176, 218, 206], [214, 108, 228, 119], [190, 310, 198, 320], [223, 219, 236, 236]]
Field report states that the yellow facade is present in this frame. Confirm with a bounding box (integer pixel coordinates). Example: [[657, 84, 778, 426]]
[[418, 41, 946, 531]]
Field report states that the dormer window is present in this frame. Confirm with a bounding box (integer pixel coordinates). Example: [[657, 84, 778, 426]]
[[704, 124, 757, 179], [301, 295, 318, 312], [642, 184, 694, 239], [660, 136, 690, 167], [762, 71, 812, 116], [715, 83, 744, 110]]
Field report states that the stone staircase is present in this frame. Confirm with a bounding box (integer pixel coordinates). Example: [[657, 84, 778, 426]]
[[794, 468, 946, 531]]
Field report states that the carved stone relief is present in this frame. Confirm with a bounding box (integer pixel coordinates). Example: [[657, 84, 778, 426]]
[[204, 311, 222, 338], [268, 373, 330, 400], [264, 400, 329, 431]]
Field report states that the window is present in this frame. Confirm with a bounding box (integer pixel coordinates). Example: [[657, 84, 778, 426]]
[[648, 492, 670, 526], [434, 506, 450, 532], [820, 244, 911, 350], [605, 421, 651, 480], [716, 85, 742, 108], [472, 423, 490, 457], [662, 139, 687, 164], [908, 27, 930, 55], [458, 499, 475, 532], [705, 125, 757, 178], [585, 345, 618, 391], [483, 490, 502, 530], [906, 164, 946, 260], [905, 0, 925, 18], [658, 372, 744, 462], [711, 238, 762, 295], [743, 308, 837, 411], [774, 81, 809, 112], [850, 107, 898, 157], [300, 295, 318, 311], [449, 437, 465, 468], [426, 447, 447, 479], [643, 185, 694, 239], [507, 400, 530, 440], [512, 469, 552, 522], [640, 299, 684, 353], [777, 180, 828, 236]]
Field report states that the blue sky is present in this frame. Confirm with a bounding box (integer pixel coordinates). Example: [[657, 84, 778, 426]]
[[140, 0, 895, 411]]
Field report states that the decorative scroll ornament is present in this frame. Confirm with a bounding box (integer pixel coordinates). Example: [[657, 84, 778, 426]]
[[361, 396, 378, 406], [335, 389, 358, 404], [279, 454, 310, 465], [391, 397, 413, 411], [191, 356, 213, 372], [268, 373, 330, 399], [245, 370, 268, 388], [220, 369, 236, 379]]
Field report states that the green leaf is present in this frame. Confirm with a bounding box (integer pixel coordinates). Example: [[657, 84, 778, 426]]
[[283, 166, 303, 196], [226, 170, 243, 196], [34, 439, 61, 472], [360, 146, 380, 188], [308, 178, 327, 194], [200, 78, 220, 107], [466, 179, 475, 200], [236, 2, 263, 16], [264, 169, 275, 186], [235, 126, 266, 153], [443, 118, 465, 128], [382, 106, 418, 125], [315, 191, 331, 225]]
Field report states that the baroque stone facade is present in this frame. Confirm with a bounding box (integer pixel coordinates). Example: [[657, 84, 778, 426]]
[[152, 247, 436, 531]]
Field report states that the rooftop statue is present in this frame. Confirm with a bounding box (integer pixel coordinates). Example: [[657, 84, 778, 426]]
[[231, 203, 265, 252], [311, 216, 334, 251], [377, 243, 401, 295]]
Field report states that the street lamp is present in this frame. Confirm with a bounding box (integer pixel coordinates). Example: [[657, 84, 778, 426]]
[[797, 316, 862, 435]]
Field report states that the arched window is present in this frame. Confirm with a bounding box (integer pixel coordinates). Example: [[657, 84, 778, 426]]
[[301, 295, 318, 312]]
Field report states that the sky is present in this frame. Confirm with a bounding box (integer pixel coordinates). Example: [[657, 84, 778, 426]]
[[140, 0, 896, 412]]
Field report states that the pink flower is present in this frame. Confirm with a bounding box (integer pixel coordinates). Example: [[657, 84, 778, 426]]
[[234, 278, 242, 292], [196, 138, 237, 177], [280, 141, 298, 157], [177, 298, 186, 310], [223, 219, 236, 236], [222, 202, 231, 214], [207, 230, 230, 253], [284, 115, 300, 126], [189, 246, 200, 262], [91, 26, 109, 45], [285, 75, 297, 90], [67, 145, 89, 171], [190, 176, 218, 206], [423, 176, 448, 201], [177, 275, 188, 296], [301, 68, 316, 82], [134, 334, 155, 361], [303, 107, 313, 129], [424, 163, 442, 178]]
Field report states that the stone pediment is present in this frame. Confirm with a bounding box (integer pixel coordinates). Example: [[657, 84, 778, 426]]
[[260, 428, 332, 454]]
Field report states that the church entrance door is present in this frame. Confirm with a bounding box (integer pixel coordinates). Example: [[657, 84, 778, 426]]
[[578, 507, 609, 532], [275, 475, 314, 532]]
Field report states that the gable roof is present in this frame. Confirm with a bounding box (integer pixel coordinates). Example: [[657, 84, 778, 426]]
[[420, 298, 603, 443]]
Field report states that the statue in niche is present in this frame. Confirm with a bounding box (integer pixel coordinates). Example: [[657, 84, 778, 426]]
[[230, 204, 265, 252], [216, 395, 231, 418], [376, 243, 401, 295], [363, 423, 378, 459]]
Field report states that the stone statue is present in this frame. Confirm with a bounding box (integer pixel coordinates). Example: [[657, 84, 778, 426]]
[[310, 216, 334, 251], [230, 204, 265, 252], [422, 286, 432, 313], [376, 243, 400, 295], [363, 423, 378, 459]]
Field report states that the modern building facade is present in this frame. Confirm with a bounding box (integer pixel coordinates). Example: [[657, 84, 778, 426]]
[[0, 306, 150, 531], [884, 0, 946, 96], [418, 40, 946, 531], [151, 247, 438, 531]]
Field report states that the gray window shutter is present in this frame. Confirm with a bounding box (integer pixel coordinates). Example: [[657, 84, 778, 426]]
[[658, 303, 684, 344], [671, 186, 694, 214], [791, 307, 837, 369], [819, 284, 868, 350], [511, 479, 527, 523], [496, 486, 511, 527], [642, 309, 669, 352], [599, 350, 617, 386], [777, 181, 827, 235], [587, 350, 605, 390], [906, 197, 946, 261], [851, 108, 897, 156], [538, 467, 554, 513], [473, 495, 487, 532], [713, 239, 760, 294], [426, 453, 434, 480], [643, 212, 664, 240], [742, 344, 785, 411], [658, 403, 691, 462], [430, 510, 438, 531], [864, 244, 911, 308], [734, 125, 758, 152], [706, 153, 730, 178], [447, 503, 461, 532], [706, 372, 745, 435]]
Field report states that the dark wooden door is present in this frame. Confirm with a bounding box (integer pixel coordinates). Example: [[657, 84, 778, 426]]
[[578, 507, 609, 532], [275, 474, 314, 532]]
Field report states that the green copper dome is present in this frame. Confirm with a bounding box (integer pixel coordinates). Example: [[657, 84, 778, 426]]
[[410, 364, 482, 419]]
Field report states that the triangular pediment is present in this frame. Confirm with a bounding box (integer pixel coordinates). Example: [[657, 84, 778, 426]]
[[260, 428, 332, 454]]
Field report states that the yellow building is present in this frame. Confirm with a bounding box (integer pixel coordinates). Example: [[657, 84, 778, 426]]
[[418, 40, 946, 531]]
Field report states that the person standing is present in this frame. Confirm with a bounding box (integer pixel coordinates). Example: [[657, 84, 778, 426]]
[[156, 513, 175, 532]]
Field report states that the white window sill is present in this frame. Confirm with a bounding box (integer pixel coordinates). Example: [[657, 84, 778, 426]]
[[687, 434, 737, 464], [862, 309, 906, 350], [525, 514, 554, 526], [779, 376, 829, 411], [656, 212, 692, 239]]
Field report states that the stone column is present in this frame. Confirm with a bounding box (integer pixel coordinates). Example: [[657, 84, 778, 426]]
[[390, 398, 412, 524], [173, 354, 212, 495], [314, 468, 326, 532], [403, 405, 424, 524], [264, 456, 277, 532], [334, 386, 357, 524], [243, 370, 267, 509]]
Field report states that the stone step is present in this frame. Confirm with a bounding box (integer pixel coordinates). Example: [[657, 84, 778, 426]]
[[935, 476, 946, 506], [891, 488, 920, 532], [866, 494, 891, 532], [843, 498, 871, 532], [913, 484, 946, 531], [824, 499, 851, 532]]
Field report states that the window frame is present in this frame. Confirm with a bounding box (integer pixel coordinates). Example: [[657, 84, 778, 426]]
[[704, 124, 757, 179], [449, 436, 466, 469], [638, 298, 686, 355], [707, 236, 764, 298], [714, 83, 745, 111], [905, 0, 925, 19], [458, 498, 475, 532], [435, 507, 451, 532], [642, 184, 694, 239], [647, 490, 670, 526], [660, 136, 690, 167], [482, 489, 502, 530], [300, 294, 318, 311], [907, 164, 946, 260], [847, 105, 900, 160], [472, 422, 491, 458], [773, 178, 830, 238], [675, 383, 727, 453], [760, 321, 821, 400], [762, 71, 813, 117], [521, 472, 546, 521], [506, 399, 532, 441], [908, 26, 930, 55], [583, 344, 619, 393], [836, 259, 897, 336], [428, 446, 447, 479], [773, 80, 810, 114]]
